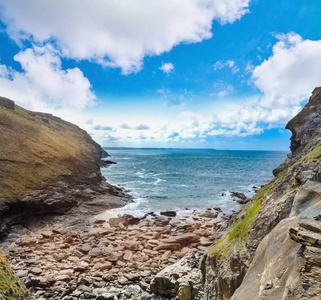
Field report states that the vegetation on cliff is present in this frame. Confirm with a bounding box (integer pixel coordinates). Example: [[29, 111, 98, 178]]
[[205, 87, 321, 300], [0, 250, 30, 299], [0, 103, 107, 201]]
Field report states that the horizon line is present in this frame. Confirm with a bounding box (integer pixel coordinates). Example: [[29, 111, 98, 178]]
[[103, 147, 289, 152]]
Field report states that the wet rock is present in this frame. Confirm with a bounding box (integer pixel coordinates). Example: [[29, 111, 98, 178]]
[[160, 211, 177, 217], [230, 191, 250, 204]]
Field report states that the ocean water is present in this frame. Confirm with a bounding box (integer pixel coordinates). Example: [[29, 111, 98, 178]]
[[100, 148, 287, 217]]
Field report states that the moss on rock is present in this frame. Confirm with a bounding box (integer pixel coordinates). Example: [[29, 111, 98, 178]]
[[0, 105, 105, 201], [0, 250, 30, 299]]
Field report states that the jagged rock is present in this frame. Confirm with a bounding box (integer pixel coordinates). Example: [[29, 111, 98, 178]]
[[150, 253, 203, 298], [230, 191, 250, 204]]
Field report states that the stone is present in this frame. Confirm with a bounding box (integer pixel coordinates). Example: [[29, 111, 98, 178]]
[[74, 261, 89, 271], [154, 243, 182, 251], [163, 233, 200, 246], [41, 231, 53, 238], [30, 267, 42, 275], [122, 240, 139, 250], [94, 262, 112, 270], [161, 250, 171, 260], [160, 211, 177, 217], [56, 275, 71, 282], [199, 211, 218, 218], [15, 269, 28, 278], [230, 191, 250, 204], [123, 250, 133, 261], [105, 252, 123, 262], [79, 245, 92, 253], [53, 253, 68, 261]]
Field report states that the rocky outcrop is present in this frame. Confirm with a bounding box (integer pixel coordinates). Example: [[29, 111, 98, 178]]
[[0, 100, 131, 237], [0, 96, 15, 110], [201, 87, 321, 299], [273, 87, 321, 176]]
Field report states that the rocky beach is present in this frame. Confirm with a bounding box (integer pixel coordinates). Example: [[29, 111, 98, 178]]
[[1, 208, 228, 299], [2, 87, 321, 299]]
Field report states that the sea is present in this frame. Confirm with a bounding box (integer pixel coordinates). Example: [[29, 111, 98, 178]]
[[100, 148, 287, 217]]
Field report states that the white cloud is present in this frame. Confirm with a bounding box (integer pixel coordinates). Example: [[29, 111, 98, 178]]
[[213, 59, 239, 73], [0, 0, 252, 74], [218, 84, 234, 97], [252, 32, 321, 108], [0, 45, 95, 110], [160, 63, 174, 74]]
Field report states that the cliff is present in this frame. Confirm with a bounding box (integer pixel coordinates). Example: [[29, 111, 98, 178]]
[[203, 87, 321, 299], [0, 100, 130, 236]]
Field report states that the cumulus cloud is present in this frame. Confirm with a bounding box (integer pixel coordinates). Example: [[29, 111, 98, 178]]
[[0, 0, 252, 74], [0, 45, 95, 110], [159, 62, 174, 74], [252, 32, 321, 108]]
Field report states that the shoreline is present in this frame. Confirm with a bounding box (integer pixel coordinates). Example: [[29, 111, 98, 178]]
[[1, 192, 229, 299]]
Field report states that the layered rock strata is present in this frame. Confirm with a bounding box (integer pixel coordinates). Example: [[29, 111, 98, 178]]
[[201, 86, 321, 299]]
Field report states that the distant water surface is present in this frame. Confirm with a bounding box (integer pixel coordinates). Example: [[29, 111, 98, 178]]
[[101, 148, 287, 216]]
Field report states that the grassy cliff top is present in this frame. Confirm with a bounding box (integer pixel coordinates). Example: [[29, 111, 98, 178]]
[[0, 104, 106, 201]]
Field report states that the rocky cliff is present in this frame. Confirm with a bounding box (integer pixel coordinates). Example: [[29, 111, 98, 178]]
[[0, 100, 130, 236], [202, 87, 321, 299]]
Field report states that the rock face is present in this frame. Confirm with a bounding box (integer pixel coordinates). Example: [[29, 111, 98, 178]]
[[202, 87, 321, 299], [0, 96, 15, 110], [0, 100, 130, 236]]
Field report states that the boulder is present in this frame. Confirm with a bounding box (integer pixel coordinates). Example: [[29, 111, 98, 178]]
[[154, 243, 182, 251], [160, 211, 177, 217], [163, 233, 200, 246], [230, 191, 250, 204]]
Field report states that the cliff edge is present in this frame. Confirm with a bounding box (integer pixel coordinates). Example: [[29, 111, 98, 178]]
[[203, 87, 321, 299], [0, 100, 130, 236]]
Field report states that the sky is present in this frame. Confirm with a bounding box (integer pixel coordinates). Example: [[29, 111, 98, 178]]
[[0, 1, 321, 150]]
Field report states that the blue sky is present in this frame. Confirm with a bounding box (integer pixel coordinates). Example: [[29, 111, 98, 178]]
[[0, 0, 321, 150]]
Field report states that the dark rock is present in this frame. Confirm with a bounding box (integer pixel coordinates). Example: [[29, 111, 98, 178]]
[[160, 211, 177, 217], [101, 160, 117, 168], [230, 191, 250, 204], [274, 87, 321, 176]]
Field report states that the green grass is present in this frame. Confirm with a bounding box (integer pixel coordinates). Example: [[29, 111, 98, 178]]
[[210, 198, 261, 260], [209, 167, 292, 260], [0, 251, 31, 299]]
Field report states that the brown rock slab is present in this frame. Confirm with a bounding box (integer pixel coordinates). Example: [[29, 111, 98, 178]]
[[163, 233, 200, 246], [30, 267, 42, 275], [154, 243, 181, 251], [122, 240, 139, 251], [123, 250, 133, 261]]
